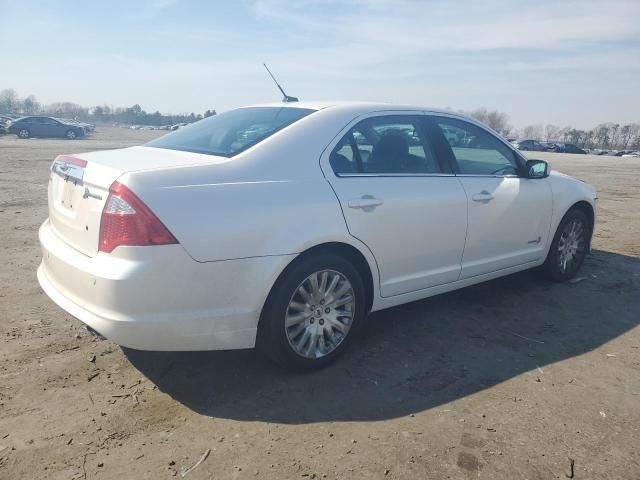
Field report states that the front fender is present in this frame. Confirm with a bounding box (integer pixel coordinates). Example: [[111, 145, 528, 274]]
[[546, 171, 597, 253]]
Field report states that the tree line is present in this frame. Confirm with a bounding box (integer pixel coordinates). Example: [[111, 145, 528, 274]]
[[456, 108, 639, 151], [2, 88, 638, 150], [515, 123, 640, 151], [0, 88, 216, 127]]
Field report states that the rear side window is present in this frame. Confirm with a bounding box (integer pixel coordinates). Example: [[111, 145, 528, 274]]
[[37, 117, 58, 125], [147, 107, 315, 157], [433, 117, 519, 175], [330, 116, 440, 175]]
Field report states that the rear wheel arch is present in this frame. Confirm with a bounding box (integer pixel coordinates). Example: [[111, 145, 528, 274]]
[[306, 242, 375, 313], [259, 242, 375, 328]]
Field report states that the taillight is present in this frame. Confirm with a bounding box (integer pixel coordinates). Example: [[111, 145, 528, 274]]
[[99, 181, 177, 253]]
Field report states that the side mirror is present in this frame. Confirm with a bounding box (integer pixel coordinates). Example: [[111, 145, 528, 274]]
[[524, 159, 549, 179]]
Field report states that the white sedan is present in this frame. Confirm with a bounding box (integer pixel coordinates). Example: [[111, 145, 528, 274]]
[[38, 102, 597, 369]]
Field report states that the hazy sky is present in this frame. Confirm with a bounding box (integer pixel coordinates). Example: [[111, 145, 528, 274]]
[[2, 0, 639, 128]]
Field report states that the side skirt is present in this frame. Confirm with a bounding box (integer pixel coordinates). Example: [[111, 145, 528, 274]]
[[370, 260, 542, 312]]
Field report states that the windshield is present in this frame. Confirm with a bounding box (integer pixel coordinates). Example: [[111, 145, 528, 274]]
[[146, 106, 316, 157]]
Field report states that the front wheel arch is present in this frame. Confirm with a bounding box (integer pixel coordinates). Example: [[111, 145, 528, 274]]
[[543, 206, 592, 281], [567, 200, 595, 250]]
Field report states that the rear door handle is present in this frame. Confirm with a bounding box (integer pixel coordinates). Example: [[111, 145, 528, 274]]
[[471, 191, 494, 204], [348, 195, 384, 210]]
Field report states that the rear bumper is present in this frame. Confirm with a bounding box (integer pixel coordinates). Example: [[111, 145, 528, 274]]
[[38, 219, 295, 351]]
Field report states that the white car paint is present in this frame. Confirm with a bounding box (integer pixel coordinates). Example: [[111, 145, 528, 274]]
[[37, 102, 597, 351], [455, 175, 553, 279]]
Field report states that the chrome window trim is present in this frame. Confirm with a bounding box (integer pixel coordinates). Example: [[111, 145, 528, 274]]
[[333, 173, 521, 179], [334, 173, 456, 178], [455, 174, 520, 178]]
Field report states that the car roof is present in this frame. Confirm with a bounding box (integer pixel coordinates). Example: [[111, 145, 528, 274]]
[[240, 101, 502, 135], [243, 100, 460, 116], [15, 115, 55, 120]]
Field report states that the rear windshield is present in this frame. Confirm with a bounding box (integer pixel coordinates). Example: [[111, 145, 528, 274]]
[[146, 106, 315, 157]]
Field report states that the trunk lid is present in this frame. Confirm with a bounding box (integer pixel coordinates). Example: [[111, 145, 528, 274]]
[[47, 146, 225, 257]]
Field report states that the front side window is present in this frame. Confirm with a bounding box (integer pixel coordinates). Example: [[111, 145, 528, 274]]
[[434, 117, 519, 175], [330, 116, 440, 175], [146, 107, 315, 157]]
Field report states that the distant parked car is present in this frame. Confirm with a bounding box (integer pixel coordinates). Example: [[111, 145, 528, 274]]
[[9, 116, 86, 139], [513, 139, 551, 151], [553, 143, 586, 154], [0, 115, 13, 133], [612, 150, 635, 157], [61, 119, 95, 134]]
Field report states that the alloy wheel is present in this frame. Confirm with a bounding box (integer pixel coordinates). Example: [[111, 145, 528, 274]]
[[285, 269, 355, 359], [557, 218, 586, 273]]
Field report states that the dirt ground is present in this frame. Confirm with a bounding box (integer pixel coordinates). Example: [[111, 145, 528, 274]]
[[0, 128, 638, 479]]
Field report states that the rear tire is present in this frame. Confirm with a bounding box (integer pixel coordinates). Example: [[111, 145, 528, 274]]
[[258, 252, 366, 371], [543, 209, 590, 281], [17, 128, 30, 139]]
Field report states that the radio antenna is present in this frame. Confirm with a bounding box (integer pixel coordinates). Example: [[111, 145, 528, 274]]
[[263, 63, 299, 103]]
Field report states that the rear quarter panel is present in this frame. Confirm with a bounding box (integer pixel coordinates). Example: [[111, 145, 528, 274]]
[[126, 168, 352, 262]]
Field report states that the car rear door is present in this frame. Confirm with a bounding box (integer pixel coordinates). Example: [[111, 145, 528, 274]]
[[322, 113, 468, 297], [428, 115, 553, 279], [23, 118, 40, 136]]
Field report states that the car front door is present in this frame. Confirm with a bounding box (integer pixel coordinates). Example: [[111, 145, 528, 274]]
[[31, 117, 49, 136], [42, 118, 65, 137], [429, 115, 553, 279], [322, 113, 468, 297]]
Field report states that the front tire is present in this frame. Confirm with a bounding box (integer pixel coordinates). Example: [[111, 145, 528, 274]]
[[258, 252, 366, 370], [543, 209, 590, 281], [65, 129, 78, 140], [17, 128, 30, 138]]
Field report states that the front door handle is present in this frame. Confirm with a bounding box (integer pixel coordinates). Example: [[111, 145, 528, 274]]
[[348, 195, 384, 210], [471, 190, 494, 204]]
